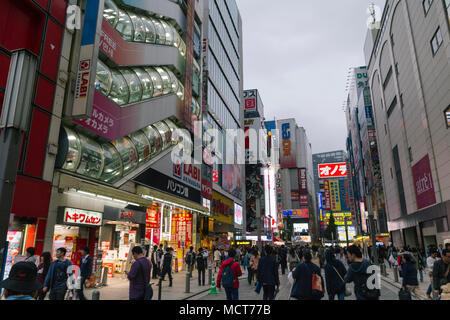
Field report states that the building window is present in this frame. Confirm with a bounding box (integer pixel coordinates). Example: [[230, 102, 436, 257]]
[[383, 67, 393, 90], [445, 105, 450, 128], [431, 27, 443, 55], [423, 0, 433, 14], [387, 96, 398, 118]]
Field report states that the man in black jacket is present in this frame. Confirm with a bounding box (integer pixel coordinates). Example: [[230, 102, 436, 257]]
[[257, 246, 280, 300], [279, 245, 288, 275], [78, 246, 92, 300], [196, 248, 207, 286], [433, 249, 450, 296]]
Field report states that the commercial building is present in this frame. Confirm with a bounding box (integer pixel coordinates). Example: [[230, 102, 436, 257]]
[[365, 0, 450, 248], [202, 0, 245, 247], [345, 66, 388, 239], [276, 119, 317, 244]]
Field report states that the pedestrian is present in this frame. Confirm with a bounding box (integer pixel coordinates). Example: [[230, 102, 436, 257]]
[[344, 245, 380, 300], [249, 249, 260, 285], [126, 246, 152, 300], [244, 249, 253, 283], [318, 246, 325, 269], [185, 246, 196, 277], [425, 249, 438, 299], [287, 247, 300, 272], [196, 248, 207, 286], [432, 249, 450, 297], [42, 247, 73, 300], [151, 245, 161, 279], [216, 248, 242, 300], [278, 245, 288, 275], [77, 246, 92, 300], [400, 253, 419, 298], [438, 244, 444, 258], [37, 252, 52, 300], [235, 246, 242, 265], [290, 251, 324, 300], [256, 246, 280, 300], [24, 247, 39, 266], [214, 247, 221, 272], [160, 247, 174, 287], [412, 248, 424, 283], [324, 248, 347, 300], [0, 262, 42, 300]]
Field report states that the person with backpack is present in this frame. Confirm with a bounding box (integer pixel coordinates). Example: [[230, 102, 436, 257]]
[[160, 247, 174, 287], [77, 246, 92, 300], [42, 247, 73, 300], [257, 245, 280, 300], [344, 245, 380, 300], [400, 253, 419, 299], [196, 248, 207, 286], [185, 246, 196, 277], [290, 251, 324, 300], [151, 245, 161, 279], [216, 248, 242, 300], [126, 246, 152, 300], [324, 248, 348, 300]]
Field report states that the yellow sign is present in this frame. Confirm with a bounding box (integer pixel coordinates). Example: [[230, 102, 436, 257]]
[[329, 180, 342, 212], [212, 191, 234, 225]]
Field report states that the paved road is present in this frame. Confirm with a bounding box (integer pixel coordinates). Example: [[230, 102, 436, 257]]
[[192, 262, 401, 301]]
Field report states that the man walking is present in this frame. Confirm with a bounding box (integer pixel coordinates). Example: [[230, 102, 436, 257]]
[[214, 247, 221, 272], [279, 245, 288, 275], [126, 246, 152, 300], [185, 246, 196, 277], [217, 248, 242, 300], [151, 245, 161, 279], [43, 247, 72, 300], [77, 246, 92, 300], [196, 248, 207, 286], [160, 247, 174, 287], [426, 249, 438, 299], [257, 246, 280, 300], [433, 249, 450, 297]]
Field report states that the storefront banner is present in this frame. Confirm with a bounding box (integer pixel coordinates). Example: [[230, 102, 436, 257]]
[[277, 119, 297, 168], [318, 162, 348, 178], [244, 90, 257, 113], [212, 191, 234, 225], [63, 208, 102, 226], [145, 206, 160, 229], [317, 192, 323, 210], [412, 154, 437, 210], [298, 168, 307, 195], [103, 206, 146, 224], [329, 180, 342, 212], [324, 180, 331, 211], [339, 180, 351, 212], [201, 163, 213, 200], [282, 209, 309, 219], [170, 213, 193, 249]]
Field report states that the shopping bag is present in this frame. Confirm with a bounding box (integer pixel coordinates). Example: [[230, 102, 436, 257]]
[[398, 288, 412, 301]]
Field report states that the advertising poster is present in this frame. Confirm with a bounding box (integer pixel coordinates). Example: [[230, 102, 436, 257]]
[[412, 154, 437, 210], [4, 231, 23, 279], [318, 163, 348, 179], [339, 180, 351, 212], [324, 180, 331, 210], [234, 203, 243, 227], [170, 212, 193, 249], [360, 202, 368, 233], [212, 191, 234, 225], [222, 164, 242, 199], [329, 180, 342, 212], [277, 119, 297, 168]]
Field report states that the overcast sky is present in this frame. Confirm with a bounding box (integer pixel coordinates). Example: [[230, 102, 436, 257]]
[[235, 0, 386, 154]]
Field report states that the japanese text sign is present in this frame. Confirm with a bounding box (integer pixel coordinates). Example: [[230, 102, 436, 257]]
[[64, 208, 102, 226], [318, 162, 348, 178]]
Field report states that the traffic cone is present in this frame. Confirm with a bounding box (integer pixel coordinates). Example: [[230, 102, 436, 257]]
[[208, 272, 218, 295]]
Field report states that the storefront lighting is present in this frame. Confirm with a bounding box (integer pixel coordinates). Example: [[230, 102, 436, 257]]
[[113, 199, 127, 204], [76, 190, 96, 197], [97, 195, 113, 201], [127, 202, 140, 207]]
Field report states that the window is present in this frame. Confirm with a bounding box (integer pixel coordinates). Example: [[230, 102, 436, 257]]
[[423, 0, 433, 14], [101, 142, 123, 183], [383, 67, 393, 90], [431, 27, 443, 55], [387, 96, 398, 117]]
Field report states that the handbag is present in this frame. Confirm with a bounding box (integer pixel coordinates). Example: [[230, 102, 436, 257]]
[[332, 265, 352, 297], [398, 288, 412, 301], [288, 271, 295, 285]]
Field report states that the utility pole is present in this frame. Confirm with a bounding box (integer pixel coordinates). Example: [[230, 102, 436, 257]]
[[344, 216, 350, 247], [0, 50, 37, 275]]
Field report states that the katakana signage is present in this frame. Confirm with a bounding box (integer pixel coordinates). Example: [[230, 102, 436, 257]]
[[63, 208, 102, 226], [318, 163, 348, 178], [283, 209, 309, 219], [171, 211, 193, 249]]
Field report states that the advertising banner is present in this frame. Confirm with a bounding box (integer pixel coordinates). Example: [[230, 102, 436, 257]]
[[222, 164, 242, 199], [244, 90, 257, 113], [282, 209, 309, 219], [298, 168, 307, 195], [318, 162, 348, 178], [201, 163, 213, 200], [234, 203, 243, 228], [412, 154, 437, 210], [329, 180, 342, 212], [277, 119, 297, 168], [339, 180, 351, 212], [212, 191, 234, 225], [63, 208, 102, 226], [360, 202, 368, 233], [170, 212, 193, 249], [324, 180, 331, 211]]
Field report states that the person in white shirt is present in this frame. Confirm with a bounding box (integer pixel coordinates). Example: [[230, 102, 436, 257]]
[[426, 250, 438, 299], [214, 248, 221, 272]]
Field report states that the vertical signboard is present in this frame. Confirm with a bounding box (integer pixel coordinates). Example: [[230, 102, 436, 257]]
[[329, 180, 342, 212], [412, 154, 437, 210], [298, 168, 308, 206], [72, 0, 104, 117], [277, 119, 297, 168], [183, 0, 195, 130], [339, 179, 351, 212], [171, 211, 193, 249], [324, 180, 331, 211]]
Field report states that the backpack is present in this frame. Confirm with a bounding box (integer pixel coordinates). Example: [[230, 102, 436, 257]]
[[308, 264, 324, 299], [196, 255, 205, 269], [221, 263, 236, 288], [186, 251, 194, 265], [163, 253, 172, 268], [360, 282, 380, 300]]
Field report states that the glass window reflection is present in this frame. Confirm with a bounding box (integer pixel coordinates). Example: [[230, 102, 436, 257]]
[[160, 20, 174, 46], [95, 60, 112, 96], [153, 121, 172, 150], [115, 10, 134, 41], [109, 69, 130, 105], [151, 18, 166, 45], [120, 68, 142, 104], [112, 137, 139, 176], [132, 67, 153, 100], [128, 12, 146, 42], [155, 67, 171, 95], [142, 125, 162, 156], [141, 16, 156, 44], [76, 135, 104, 179], [62, 127, 81, 171], [101, 142, 123, 183], [103, 0, 119, 28], [128, 130, 151, 164], [144, 67, 163, 97]]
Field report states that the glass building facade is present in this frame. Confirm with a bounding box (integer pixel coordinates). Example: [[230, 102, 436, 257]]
[[59, 118, 186, 184]]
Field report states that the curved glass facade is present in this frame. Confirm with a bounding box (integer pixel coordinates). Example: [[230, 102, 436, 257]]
[[59, 118, 181, 184], [103, 0, 186, 56]]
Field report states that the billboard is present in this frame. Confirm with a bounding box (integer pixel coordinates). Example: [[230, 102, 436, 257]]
[[337, 225, 356, 241], [318, 162, 348, 178], [339, 179, 351, 212], [222, 164, 242, 199], [234, 203, 243, 228], [283, 209, 309, 219], [324, 180, 331, 211], [277, 119, 297, 168], [360, 202, 368, 233], [329, 180, 342, 212], [412, 154, 436, 210]]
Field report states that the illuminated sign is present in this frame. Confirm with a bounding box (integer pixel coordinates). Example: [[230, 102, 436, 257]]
[[202, 198, 211, 216], [281, 123, 291, 157], [283, 209, 309, 219], [64, 208, 102, 226], [234, 203, 243, 226], [318, 163, 348, 178], [277, 119, 297, 168]]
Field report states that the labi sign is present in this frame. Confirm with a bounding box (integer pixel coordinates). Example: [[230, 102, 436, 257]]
[[412, 154, 436, 210]]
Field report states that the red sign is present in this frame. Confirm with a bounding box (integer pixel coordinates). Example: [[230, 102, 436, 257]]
[[212, 170, 219, 183], [298, 168, 307, 195], [318, 163, 348, 178], [300, 195, 308, 206], [146, 205, 160, 229], [171, 212, 193, 248], [412, 154, 436, 210], [324, 180, 331, 211], [245, 98, 256, 110], [283, 209, 309, 219]]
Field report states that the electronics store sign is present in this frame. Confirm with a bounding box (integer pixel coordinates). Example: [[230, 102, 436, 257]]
[[64, 208, 102, 226]]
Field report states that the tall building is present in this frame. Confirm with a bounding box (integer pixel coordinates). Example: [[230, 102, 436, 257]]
[[365, 0, 450, 248], [276, 119, 317, 243], [202, 0, 244, 245], [345, 66, 388, 238]]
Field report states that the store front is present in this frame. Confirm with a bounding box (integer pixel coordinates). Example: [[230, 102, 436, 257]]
[[211, 191, 235, 249]]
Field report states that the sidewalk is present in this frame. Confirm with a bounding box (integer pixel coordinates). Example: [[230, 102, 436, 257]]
[[84, 267, 242, 300], [379, 263, 429, 300]]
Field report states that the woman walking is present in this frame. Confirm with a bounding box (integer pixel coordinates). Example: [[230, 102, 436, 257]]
[[324, 249, 347, 300], [287, 248, 300, 272]]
